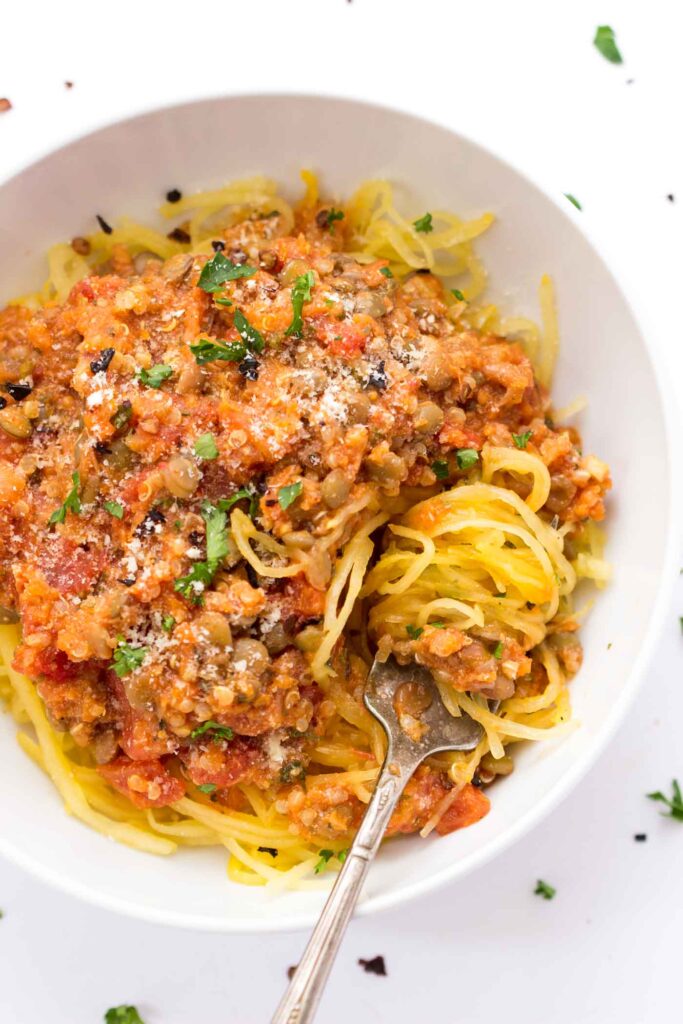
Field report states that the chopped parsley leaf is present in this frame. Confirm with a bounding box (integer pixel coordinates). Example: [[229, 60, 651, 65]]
[[456, 448, 479, 470], [280, 760, 305, 783], [321, 208, 344, 232], [564, 193, 582, 211], [161, 615, 175, 634], [49, 472, 81, 525], [337, 848, 349, 864], [492, 641, 503, 659], [451, 288, 466, 302], [285, 271, 315, 338], [111, 640, 147, 678], [216, 487, 259, 519], [138, 363, 173, 389], [194, 432, 219, 460], [413, 212, 433, 233], [110, 401, 133, 432], [380, 266, 393, 278], [647, 780, 683, 821], [191, 720, 234, 742], [214, 297, 233, 307], [534, 879, 556, 900], [314, 849, 335, 873], [512, 430, 532, 449], [431, 459, 449, 480], [233, 308, 265, 354], [278, 481, 303, 511], [174, 502, 229, 604], [189, 338, 246, 365], [174, 561, 215, 603], [197, 782, 217, 794], [197, 252, 257, 293], [104, 1008, 146, 1024], [104, 500, 124, 519], [406, 624, 423, 640], [594, 25, 623, 64]]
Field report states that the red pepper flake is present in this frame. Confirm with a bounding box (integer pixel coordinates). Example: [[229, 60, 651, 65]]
[[96, 214, 113, 235], [0, 98, 12, 114], [168, 227, 191, 244], [166, 188, 182, 203], [358, 955, 387, 976]]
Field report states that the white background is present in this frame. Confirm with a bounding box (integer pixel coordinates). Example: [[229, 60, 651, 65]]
[[1, 2, 682, 1022]]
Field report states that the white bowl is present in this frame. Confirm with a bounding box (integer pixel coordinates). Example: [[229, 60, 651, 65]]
[[0, 95, 676, 932]]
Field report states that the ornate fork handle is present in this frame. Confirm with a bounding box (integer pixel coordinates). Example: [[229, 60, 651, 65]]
[[270, 746, 418, 1024]]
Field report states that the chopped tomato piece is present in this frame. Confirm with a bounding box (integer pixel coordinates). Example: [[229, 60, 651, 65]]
[[435, 783, 490, 835], [38, 537, 104, 596], [98, 757, 185, 808]]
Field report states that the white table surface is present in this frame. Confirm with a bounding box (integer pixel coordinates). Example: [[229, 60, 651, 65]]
[[1, 2, 682, 1021]]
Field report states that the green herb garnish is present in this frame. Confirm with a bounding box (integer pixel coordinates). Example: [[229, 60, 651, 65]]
[[431, 459, 449, 480], [314, 849, 335, 874], [197, 252, 257, 293], [380, 266, 393, 278], [110, 401, 133, 432], [216, 487, 259, 519], [593, 25, 623, 64], [161, 615, 175, 634], [280, 760, 306, 783], [49, 472, 81, 525], [512, 431, 532, 449], [322, 209, 344, 232], [492, 641, 503, 659], [190, 720, 234, 742], [278, 481, 303, 511], [648, 780, 683, 821], [104, 1007, 146, 1024], [194, 433, 219, 460], [214, 297, 233, 307], [406, 624, 424, 640], [413, 212, 433, 233], [197, 783, 218, 794], [174, 502, 229, 603], [233, 308, 265, 354], [189, 338, 246, 365], [285, 271, 315, 338], [138, 364, 173, 389], [104, 500, 124, 519], [111, 639, 148, 678], [564, 193, 582, 211], [534, 880, 556, 900], [451, 288, 466, 302], [456, 448, 479, 470]]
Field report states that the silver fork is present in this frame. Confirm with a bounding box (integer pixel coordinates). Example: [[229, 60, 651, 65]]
[[271, 656, 484, 1024]]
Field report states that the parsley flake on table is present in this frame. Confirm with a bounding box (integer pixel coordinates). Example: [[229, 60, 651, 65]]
[[512, 430, 532, 449], [104, 1007, 146, 1024], [593, 25, 623, 64], [413, 212, 433, 233], [564, 193, 582, 211], [456, 448, 479, 470], [197, 251, 257, 292], [358, 955, 387, 976], [137, 364, 173, 388], [194, 432, 219, 460], [104, 500, 124, 519], [111, 640, 148, 678], [48, 472, 81, 525], [278, 480, 303, 510], [647, 780, 683, 821], [534, 879, 556, 900], [285, 271, 315, 338]]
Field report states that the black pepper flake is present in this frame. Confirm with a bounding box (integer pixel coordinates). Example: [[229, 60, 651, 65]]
[[211, 240, 226, 252], [65, 81, 74, 89], [0, 397, 6, 410], [287, 965, 297, 981], [5, 382, 32, 402], [166, 188, 182, 203], [118, 577, 136, 587], [358, 956, 387, 976], [634, 833, 647, 842], [188, 530, 204, 546], [96, 214, 113, 235], [168, 227, 191, 244], [258, 846, 278, 858], [135, 507, 166, 538], [364, 360, 388, 391], [94, 440, 111, 455], [265, 498, 278, 507], [239, 355, 260, 381], [90, 347, 115, 374]]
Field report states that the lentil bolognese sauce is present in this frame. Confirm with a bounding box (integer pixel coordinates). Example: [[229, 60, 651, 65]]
[[0, 173, 610, 887]]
